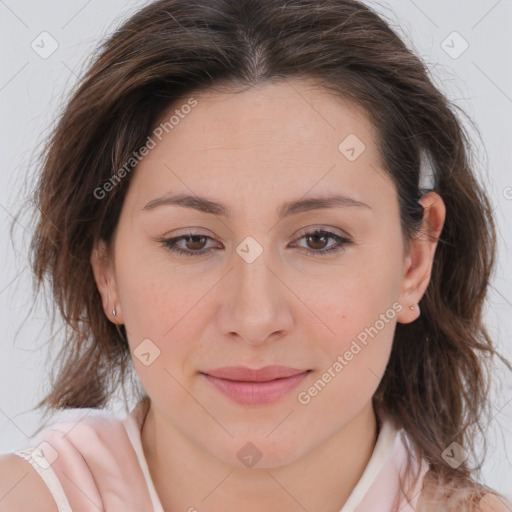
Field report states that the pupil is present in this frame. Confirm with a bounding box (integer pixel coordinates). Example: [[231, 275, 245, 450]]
[[188, 235, 205, 250], [308, 233, 326, 249]]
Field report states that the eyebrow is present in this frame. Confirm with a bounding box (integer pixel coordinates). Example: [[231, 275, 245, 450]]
[[141, 192, 371, 218]]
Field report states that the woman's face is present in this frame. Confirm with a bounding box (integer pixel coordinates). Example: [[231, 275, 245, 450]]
[[92, 78, 444, 467]]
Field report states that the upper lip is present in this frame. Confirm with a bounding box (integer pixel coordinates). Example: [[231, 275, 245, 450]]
[[202, 365, 309, 382]]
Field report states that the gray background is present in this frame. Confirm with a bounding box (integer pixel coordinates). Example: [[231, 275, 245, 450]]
[[1, 0, 511, 500]]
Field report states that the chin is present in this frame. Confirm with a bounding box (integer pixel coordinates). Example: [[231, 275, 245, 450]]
[[211, 435, 309, 469]]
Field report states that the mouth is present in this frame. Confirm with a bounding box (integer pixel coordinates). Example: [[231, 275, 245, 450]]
[[201, 365, 312, 405]]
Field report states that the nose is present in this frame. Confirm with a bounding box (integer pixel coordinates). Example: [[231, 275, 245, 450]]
[[216, 247, 294, 346]]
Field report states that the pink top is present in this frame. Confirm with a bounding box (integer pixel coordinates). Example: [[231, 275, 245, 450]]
[[13, 400, 429, 512]]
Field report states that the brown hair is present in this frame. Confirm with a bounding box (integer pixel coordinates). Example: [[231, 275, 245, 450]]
[[13, 0, 511, 509]]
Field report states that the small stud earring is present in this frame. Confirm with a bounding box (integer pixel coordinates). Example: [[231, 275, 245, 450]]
[[409, 305, 416, 311], [112, 306, 117, 317]]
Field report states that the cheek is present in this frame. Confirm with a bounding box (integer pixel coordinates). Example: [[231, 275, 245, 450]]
[[301, 254, 402, 350], [293, 241, 403, 402], [116, 248, 214, 382], [116, 236, 189, 334], [119, 273, 172, 337], [118, 272, 200, 415], [294, 289, 397, 428]]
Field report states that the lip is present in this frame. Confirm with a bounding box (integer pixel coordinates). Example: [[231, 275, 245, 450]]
[[201, 365, 311, 405]]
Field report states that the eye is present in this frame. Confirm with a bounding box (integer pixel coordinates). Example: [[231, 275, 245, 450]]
[[158, 228, 353, 257], [289, 229, 353, 256], [159, 233, 220, 257]]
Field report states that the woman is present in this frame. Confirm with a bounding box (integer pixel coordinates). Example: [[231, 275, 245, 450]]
[[1, 0, 510, 510]]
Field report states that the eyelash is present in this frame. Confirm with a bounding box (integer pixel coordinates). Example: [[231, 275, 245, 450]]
[[158, 229, 353, 258]]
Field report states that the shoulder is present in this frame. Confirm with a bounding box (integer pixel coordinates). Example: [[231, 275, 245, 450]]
[[414, 470, 512, 512], [0, 453, 58, 512], [0, 407, 127, 512], [477, 494, 512, 512], [29, 406, 128, 448]]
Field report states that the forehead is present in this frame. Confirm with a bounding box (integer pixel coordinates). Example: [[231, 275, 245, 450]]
[[157, 79, 380, 157], [125, 78, 394, 216]]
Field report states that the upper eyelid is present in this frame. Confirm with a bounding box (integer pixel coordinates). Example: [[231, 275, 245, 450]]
[[164, 228, 352, 247], [294, 225, 350, 238], [166, 224, 351, 238]]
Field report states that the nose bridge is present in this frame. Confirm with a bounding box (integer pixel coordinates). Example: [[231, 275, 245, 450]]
[[220, 237, 293, 344], [233, 242, 280, 316]]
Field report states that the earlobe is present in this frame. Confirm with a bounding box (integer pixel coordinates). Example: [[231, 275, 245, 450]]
[[397, 191, 446, 324], [90, 238, 122, 323]]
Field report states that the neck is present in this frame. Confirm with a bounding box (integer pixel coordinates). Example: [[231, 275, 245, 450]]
[[140, 401, 379, 512]]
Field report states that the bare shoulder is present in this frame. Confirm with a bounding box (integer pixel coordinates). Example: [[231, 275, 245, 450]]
[[477, 493, 512, 512], [0, 453, 58, 512]]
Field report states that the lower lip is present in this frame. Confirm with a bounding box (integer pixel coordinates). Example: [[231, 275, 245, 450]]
[[203, 371, 310, 405]]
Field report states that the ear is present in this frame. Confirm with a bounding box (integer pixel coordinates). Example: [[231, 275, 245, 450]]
[[397, 191, 446, 324], [90, 238, 123, 324]]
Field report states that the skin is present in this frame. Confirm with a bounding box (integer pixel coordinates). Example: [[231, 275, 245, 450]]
[[91, 78, 446, 512]]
